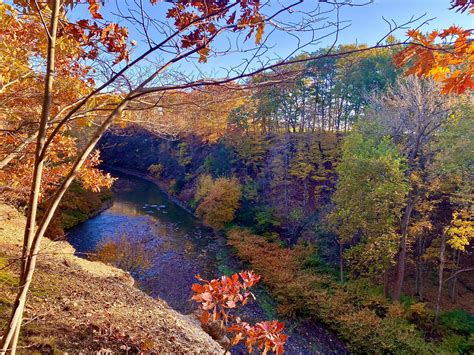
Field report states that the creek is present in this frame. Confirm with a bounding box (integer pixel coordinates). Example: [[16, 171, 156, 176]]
[[68, 169, 347, 354]]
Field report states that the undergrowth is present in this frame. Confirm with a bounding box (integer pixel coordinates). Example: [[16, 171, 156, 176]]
[[227, 227, 474, 354]]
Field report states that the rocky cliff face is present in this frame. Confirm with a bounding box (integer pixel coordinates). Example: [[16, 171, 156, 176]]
[[0, 203, 222, 353]]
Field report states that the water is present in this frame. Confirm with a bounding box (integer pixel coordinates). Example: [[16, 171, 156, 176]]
[[68, 170, 347, 354]]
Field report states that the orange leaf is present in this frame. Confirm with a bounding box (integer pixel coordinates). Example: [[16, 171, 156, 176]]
[[256, 22, 264, 45]]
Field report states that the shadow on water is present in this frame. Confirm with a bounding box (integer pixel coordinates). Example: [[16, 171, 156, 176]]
[[68, 170, 347, 354]]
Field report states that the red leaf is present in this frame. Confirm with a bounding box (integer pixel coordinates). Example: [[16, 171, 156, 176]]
[[88, 0, 103, 19], [199, 311, 210, 324]]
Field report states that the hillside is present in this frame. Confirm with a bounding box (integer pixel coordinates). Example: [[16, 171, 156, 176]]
[[99, 127, 340, 244], [0, 203, 222, 353]]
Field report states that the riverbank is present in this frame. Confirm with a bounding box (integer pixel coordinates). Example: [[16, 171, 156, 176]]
[[41, 182, 114, 241], [0, 203, 222, 353], [228, 228, 474, 354]]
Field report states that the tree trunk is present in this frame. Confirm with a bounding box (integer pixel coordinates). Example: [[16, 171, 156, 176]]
[[1, 100, 129, 355], [393, 129, 424, 302], [383, 268, 390, 298], [449, 251, 461, 301], [415, 235, 426, 300], [393, 191, 415, 302], [434, 232, 447, 327], [339, 241, 344, 283], [1, 2, 60, 352]]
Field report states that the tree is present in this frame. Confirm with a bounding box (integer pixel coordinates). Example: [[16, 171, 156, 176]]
[[429, 104, 473, 323], [366, 76, 452, 302], [132, 86, 246, 142], [0, 2, 114, 205], [389, 0, 473, 311], [337, 43, 400, 123], [329, 122, 408, 289], [228, 42, 402, 134], [1, 0, 265, 350], [196, 176, 241, 229]]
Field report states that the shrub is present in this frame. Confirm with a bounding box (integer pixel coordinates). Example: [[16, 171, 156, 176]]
[[440, 310, 474, 336], [42, 182, 111, 238], [196, 176, 241, 229], [195, 174, 214, 202], [254, 207, 280, 234], [173, 176, 186, 194], [93, 234, 154, 275], [202, 143, 233, 177], [406, 302, 434, 332], [226, 228, 447, 353], [176, 142, 192, 168], [148, 163, 164, 178], [439, 334, 473, 354], [302, 253, 339, 280]]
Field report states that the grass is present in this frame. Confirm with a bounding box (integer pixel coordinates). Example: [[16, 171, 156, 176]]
[[0, 256, 17, 334], [255, 289, 278, 320], [0, 257, 18, 287], [440, 309, 474, 335], [215, 248, 239, 276], [217, 263, 237, 276]]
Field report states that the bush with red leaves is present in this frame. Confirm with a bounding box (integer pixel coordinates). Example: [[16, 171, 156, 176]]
[[191, 271, 287, 354]]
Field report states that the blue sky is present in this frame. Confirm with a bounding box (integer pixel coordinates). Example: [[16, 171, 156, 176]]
[[114, 0, 472, 76], [325, 0, 472, 44], [7, 0, 472, 77], [161, 0, 472, 76]]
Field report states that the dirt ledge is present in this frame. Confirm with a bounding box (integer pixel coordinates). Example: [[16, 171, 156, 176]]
[[0, 203, 222, 353]]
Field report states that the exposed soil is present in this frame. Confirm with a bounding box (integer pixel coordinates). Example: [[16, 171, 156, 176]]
[[0, 203, 222, 353]]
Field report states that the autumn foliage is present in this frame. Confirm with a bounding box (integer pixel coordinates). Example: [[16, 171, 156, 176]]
[[195, 175, 241, 229], [446, 210, 473, 252], [0, 2, 114, 204], [226, 228, 472, 353], [192, 271, 261, 324], [136, 87, 246, 142], [394, 0, 473, 94], [191, 271, 287, 354], [2, 0, 473, 352], [228, 320, 287, 355], [164, 0, 265, 62], [0, 0, 272, 350]]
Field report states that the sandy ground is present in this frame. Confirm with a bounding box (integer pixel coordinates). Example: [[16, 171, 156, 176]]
[[0, 203, 222, 353]]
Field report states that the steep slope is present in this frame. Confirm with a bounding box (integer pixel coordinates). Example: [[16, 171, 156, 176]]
[[0, 203, 222, 353]]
